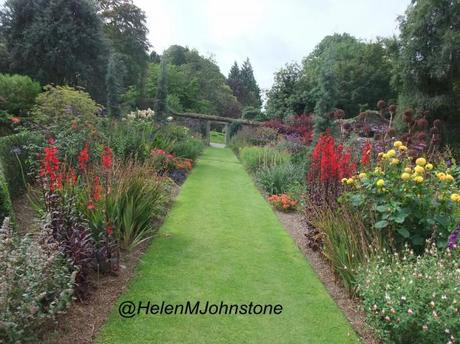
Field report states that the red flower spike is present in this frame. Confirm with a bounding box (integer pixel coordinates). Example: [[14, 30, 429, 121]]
[[101, 146, 113, 170], [78, 144, 90, 172]]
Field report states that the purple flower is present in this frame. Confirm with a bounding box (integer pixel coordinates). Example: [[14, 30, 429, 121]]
[[448, 227, 460, 249]]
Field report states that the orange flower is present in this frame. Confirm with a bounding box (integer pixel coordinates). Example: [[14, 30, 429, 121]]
[[10, 117, 21, 124]]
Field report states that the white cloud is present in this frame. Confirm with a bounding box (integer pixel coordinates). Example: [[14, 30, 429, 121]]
[[135, 0, 410, 90]]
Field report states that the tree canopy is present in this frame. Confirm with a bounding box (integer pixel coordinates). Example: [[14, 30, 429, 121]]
[[397, 0, 460, 126], [0, 0, 108, 101]]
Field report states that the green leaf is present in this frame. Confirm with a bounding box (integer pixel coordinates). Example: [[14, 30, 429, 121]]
[[374, 220, 389, 229], [375, 205, 387, 213], [394, 213, 407, 224], [397, 227, 410, 238], [350, 194, 364, 207]]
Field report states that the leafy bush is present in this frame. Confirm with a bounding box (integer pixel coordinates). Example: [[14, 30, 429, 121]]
[[0, 171, 13, 224], [0, 218, 74, 343], [342, 141, 460, 251], [108, 120, 158, 161], [32, 85, 101, 127], [256, 162, 304, 195], [0, 132, 43, 198], [358, 245, 460, 344], [0, 73, 41, 115], [239, 146, 290, 173], [171, 138, 204, 160]]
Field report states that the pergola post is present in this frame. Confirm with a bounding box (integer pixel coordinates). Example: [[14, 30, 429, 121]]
[[205, 120, 211, 145], [224, 123, 231, 146]]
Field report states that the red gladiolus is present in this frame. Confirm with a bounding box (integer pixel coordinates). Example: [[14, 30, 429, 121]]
[[106, 225, 113, 236], [78, 144, 90, 172], [101, 146, 113, 170], [39, 145, 60, 193], [92, 176, 102, 202]]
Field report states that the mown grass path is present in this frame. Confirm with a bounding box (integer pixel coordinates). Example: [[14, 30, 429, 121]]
[[96, 148, 358, 344]]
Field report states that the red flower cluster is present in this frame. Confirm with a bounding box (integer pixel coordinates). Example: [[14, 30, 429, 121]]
[[39, 142, 61, 193], [308, 132, 357, 204], [361, 141, 372, 166], [310, 133, 356, 183], [92, 176, 102, 202], [102, 146, 113, 170], [151, 148, 193, 172], [268, 194, 298, 211], [78, 144, 90, 171]]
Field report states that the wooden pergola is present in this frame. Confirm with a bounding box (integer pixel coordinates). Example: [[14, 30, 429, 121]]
[[168, 110, 262, 146]]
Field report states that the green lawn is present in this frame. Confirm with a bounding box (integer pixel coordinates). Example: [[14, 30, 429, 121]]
[[96, 148, 358, 344], [210, 130, 225, 144]]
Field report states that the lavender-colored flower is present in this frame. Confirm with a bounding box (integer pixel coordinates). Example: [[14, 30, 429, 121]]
[[10, 146, 22, 156], [448, 227, 460, 249]]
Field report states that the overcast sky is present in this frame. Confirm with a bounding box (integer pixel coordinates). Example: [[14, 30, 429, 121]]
[[135, 0, 411, 91]]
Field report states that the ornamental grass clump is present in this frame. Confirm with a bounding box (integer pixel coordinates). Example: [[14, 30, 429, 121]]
[[358, 244, 460, 344], [341, 140, 460, 251]]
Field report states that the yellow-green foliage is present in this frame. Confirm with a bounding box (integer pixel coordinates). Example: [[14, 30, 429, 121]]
[[33, 85, 101, 126]]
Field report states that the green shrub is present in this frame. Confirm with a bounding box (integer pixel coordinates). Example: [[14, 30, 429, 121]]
[[0, 132, 43, 198], [171, 138, 204, 160], [342, 142, 460, 251], [0, 218, 74, 343], [358, 245, 460, 344], [32, 85, 101, 127], [0, 74, 41, 115], [108, 120, 157, 161], [0, 171, 13, 224], [256, 163, 304, 195], [239, 146, 290, 173]]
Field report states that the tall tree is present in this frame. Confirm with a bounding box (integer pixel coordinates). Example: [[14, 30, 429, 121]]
[[0, 0, 108, 101], [239, 58, 262, 109], [106, 52, 127, 117], [97, 0, 150, 88], [397, 0, 460, 128], [154, 60, 168, 123], [265, 62, 310, 119], [227, 62, 242, 102]]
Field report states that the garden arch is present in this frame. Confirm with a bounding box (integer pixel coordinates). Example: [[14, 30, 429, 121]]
[[167, 110, 262, 146]]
